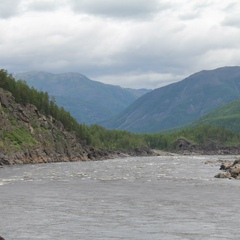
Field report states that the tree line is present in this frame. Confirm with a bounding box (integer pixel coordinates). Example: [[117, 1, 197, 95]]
[[1, 69, 240, 151], [0, 69, 145, 149]]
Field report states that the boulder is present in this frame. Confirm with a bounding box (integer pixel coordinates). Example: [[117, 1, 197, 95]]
[[219, 162, 232, 170], [215, 158, 240, 179], [214, 172, 231, 179], [229, 164, 240, 178]]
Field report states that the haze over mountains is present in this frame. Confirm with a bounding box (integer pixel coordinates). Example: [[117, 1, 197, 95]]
[[15, 66, 240, 134], [102, 66, 240, 133], [14, 71, 150, 124]]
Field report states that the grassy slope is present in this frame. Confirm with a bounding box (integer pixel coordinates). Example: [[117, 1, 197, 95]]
[[188, 98, 240, 134]]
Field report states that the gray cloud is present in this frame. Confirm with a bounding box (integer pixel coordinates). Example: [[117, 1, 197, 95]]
[[26, 0, 62, 12], [1, 0, 240, 89], [178, 12, 201, 21], [222, 15, 240, 29], [69, 0, 168, 19], [0, 0, 22, 18], [96, 71, 185, 89], [223, 2, 239, 12], [220, 1, 240, 28]]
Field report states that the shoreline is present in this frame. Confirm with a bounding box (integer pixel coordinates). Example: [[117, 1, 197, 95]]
[[1, 147, 240, 165], [1, 150, 240, 181]]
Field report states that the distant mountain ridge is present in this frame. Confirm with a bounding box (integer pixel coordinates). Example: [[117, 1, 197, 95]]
[[14, 71, 150, 124], [102, 66, 240, 133]]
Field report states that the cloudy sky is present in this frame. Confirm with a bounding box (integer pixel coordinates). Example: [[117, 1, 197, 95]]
[[1, 0, 240, 89]]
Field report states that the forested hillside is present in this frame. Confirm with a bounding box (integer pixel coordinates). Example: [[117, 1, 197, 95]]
[[188, 98, 240, 134], [0, 70, 149, 151], [1, 69, 240, 165], [102, 66, 240, 133]]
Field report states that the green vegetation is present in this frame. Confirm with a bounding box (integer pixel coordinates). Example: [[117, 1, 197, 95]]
[[0, 69, 146, 150], [88, 125, 146, 150], [1, 69, 240, 152], [3, 127, 38, 150], [188, 98, 240, 134], [143, 125, 240, 150]]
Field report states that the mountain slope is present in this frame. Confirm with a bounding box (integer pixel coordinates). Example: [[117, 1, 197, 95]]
[[102, 66, 240, 133], [0, 87, 115, 165], [188, 98, 240, 134], [14, 71, 150, 124]]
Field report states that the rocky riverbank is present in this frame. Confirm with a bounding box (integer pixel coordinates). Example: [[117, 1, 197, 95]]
[[0, 146, 159, 166]]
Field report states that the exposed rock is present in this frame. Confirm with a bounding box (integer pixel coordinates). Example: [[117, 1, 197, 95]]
[[215, 158, 240, 179], [214, 172, 232, 179], [229, 164, 240, 178], [233, 159, 240, 165], [172, 137, 240, 156], [174, 138, 196, 151], [219, 162, 232, 170]]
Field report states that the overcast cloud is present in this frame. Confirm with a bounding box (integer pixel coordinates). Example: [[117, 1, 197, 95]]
[[1, 0, 240, 89]]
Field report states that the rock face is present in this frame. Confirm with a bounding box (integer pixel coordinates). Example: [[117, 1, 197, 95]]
[[215, 159, 240, 179], [0, 88, 155, 166]]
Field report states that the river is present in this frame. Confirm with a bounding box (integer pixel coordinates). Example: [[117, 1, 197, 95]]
[[0, 155, 239, 240]]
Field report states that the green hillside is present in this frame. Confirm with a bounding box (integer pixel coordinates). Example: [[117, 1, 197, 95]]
[[189, 98, 240, 134]]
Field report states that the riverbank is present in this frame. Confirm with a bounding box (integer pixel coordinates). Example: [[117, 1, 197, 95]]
[[0, 147, 162, 166], [2, 145, 240, 167]]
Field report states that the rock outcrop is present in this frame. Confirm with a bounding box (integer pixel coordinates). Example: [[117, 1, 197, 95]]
[[215, 159, 240, 179], [0, 88, 156, 166], [171, 138, 240, 155]]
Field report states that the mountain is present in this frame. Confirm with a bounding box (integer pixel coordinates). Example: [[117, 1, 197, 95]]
[[2, 68, 240, 163], [102, 66, 240, 133], [188, 98, 240, 134], [14, 71, 150, 124]]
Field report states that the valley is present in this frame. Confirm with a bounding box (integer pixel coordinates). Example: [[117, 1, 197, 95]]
[[1, 67, 240, 167]]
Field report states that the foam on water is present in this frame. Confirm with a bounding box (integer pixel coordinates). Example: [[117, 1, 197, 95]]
[[0, 155, 240, 240]]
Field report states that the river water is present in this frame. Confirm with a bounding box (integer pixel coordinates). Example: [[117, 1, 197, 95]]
[[0, 155, 239, 240]]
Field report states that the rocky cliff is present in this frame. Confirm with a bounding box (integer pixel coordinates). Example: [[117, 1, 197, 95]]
[[0, 88, 155, 166]]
